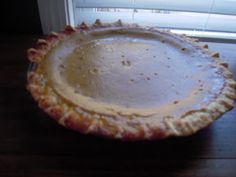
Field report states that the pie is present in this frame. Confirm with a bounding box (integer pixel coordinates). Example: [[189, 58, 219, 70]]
[[27, 19, 236, 140]]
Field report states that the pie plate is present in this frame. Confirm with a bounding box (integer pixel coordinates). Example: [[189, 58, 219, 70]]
[[27, 20, 236, 140]]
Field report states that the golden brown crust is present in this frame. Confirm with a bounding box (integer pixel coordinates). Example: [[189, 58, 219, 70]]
[[27, 20, 236, 140]]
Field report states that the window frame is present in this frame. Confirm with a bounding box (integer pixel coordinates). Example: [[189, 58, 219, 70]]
[[37, 0, 74, 34]]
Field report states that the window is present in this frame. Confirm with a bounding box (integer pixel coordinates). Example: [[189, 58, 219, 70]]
[[38, 0, 236, 39]]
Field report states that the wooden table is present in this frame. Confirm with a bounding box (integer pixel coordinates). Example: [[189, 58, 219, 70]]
[[0, 34, 236, 177]]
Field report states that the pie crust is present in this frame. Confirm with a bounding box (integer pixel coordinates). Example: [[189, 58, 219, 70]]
[[27, 20, 236, 140]]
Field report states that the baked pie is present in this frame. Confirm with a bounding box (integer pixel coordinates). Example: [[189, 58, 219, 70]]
[[27, 20, 236, 140]]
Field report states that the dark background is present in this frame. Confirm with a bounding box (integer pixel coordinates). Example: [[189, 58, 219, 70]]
[[0, 0, 42, 34]]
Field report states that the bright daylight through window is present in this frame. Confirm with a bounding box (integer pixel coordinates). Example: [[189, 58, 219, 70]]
[[71, 0, 236, 39]]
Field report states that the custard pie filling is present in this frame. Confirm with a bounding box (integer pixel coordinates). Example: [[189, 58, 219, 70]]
[[39, 28, 224, 118], [27, 22, 236, 140]]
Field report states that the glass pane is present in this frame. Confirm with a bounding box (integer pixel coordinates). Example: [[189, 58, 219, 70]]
[[72, 0, 236, 39]]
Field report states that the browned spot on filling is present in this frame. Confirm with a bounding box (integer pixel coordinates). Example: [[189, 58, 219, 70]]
[[121, 60, 131, 67], [173, 101, 179, 104]]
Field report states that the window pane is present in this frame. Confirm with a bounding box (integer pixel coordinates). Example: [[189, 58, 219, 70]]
[[206, 14, 236, 32], [73, 0, 236, 38]]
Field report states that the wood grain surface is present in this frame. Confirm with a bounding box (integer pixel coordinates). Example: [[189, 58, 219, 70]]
[[0, 35, 236, 177]]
